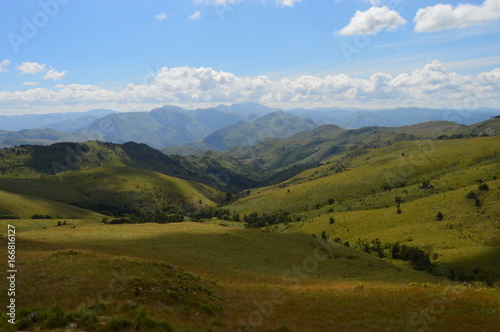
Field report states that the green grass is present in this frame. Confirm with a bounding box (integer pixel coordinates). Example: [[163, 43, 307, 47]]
[[0, 220, 498, 331], [0, 166, 223, 218], [229, 136, 499, 216], [228, 136, 500, 282], [0, 189, 105, 219]]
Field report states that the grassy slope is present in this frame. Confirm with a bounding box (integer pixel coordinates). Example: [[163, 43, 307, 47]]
[[228, 136, 500, 280], [230, 137, 499, 215], [0, 166, 223, 214], [1, 220, 498, 331], [0, 189, 104, 219]]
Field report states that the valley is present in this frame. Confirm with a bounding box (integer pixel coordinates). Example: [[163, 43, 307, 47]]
[[0, 112, 499, 331]]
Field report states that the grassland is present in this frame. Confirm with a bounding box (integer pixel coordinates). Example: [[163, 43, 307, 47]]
[[0, 166, 222, 219], [0, 122, 498, 331], [228, 136, 500, 282], [1, 220, 499, 331]]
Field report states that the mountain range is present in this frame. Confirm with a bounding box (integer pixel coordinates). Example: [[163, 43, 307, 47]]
[[0, 103, 498, 152]]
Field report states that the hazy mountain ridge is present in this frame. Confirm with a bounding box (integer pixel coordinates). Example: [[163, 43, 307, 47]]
[[0, 103, 497, 150], [73, 104, 265, 149], [0, 128, 86, 149], [162, 111, 318, 155], [0, 109, 117, 132]]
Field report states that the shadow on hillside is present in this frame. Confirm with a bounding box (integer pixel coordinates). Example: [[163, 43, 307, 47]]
[[443, 247, 500, 282], [18, 222, 443, 285]]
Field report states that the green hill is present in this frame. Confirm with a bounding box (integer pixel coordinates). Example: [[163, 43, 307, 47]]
[[0, 141, 258, 191], [0, 188, 104, 219], [227, 136, 500, 280], [0, 166, 222, 218], [226, 119, 499, 177]]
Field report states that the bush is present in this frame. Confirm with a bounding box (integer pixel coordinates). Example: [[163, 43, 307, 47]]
[[466, 191, 477, 199], [75, 310, 98, 330], [32, 214, 53, 219], [244, 211, 292, 228], [0, 215, 19, 219], [479, 183, 489, 191], [106, 316, 134, 332], [435, 211, 444, 221], [43, 305, 70, 329], [329, 217, 335, 224]]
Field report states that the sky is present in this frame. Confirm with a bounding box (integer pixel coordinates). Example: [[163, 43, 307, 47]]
[[0, 0, 500, 115]]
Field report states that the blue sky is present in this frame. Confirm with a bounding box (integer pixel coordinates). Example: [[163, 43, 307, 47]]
[[0, 0, 500, 115]]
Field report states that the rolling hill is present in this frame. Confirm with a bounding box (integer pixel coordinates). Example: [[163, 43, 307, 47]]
[[226, 119, 499, 176], [0, 165, 222, 219], [227, 135, 500, 281], [1, 220, 498, 331], [0, 140, 259, 192], [0, 116, 499, 331]]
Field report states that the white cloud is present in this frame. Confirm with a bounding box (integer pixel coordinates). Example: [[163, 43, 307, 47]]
[[189, 11, 202, 20], [17, 62, 46, 74], [22, 82, 38, 86], [155, 13, 169, 21], [1, 62, 500, 112], [43, 69, 67, 81], [415, 0, 500, 32], [0, 59, 10, 73], [338, 6, 407, 35], [277, 0, 303, 7]]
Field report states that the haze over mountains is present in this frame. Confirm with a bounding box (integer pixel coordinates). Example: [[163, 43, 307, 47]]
[[0, 103, 498, 151]]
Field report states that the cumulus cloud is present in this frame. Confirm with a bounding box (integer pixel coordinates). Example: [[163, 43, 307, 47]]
[[22, 82, 38, 86], [0, 59, 10, 73], [414, 0, 500, 33], [17, 62, 46, 74], [43, 69, 67, 81], [155, 13, 169, 21], [189, 11, 202, 20], [338, 6, 407, 35], [1, 62, 499, 112]]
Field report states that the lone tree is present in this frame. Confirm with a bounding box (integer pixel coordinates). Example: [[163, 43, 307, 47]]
[[435, 211, 444, 221]]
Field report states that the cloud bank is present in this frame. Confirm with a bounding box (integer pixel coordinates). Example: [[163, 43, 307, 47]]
[[1, 61, 499, 114]]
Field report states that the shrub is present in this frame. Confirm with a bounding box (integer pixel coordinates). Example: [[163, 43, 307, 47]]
[[466, 191, 477, 199], [43, 305, 70, 329], [106, 316, 133, 332], [75, 310, 98, 330], [32, 214, 52, 219], [329, 217, 335, 224], [435, 211, 444, 221], [479, 183, 489, 191]]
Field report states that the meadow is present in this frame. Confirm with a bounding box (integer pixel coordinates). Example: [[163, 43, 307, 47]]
[[0, 220, 499, 331]]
